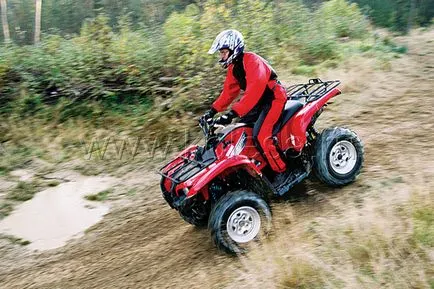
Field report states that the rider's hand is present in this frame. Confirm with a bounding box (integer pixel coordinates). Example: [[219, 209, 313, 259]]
[[215, 110, 237, 125], [200, 108, 217, 124]]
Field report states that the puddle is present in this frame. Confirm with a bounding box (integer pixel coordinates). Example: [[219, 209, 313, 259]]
[[0, 176, 117, 251]]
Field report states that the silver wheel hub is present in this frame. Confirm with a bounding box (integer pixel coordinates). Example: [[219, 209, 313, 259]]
[[329, 140, 357, 175], [227, 206, 261, 243]]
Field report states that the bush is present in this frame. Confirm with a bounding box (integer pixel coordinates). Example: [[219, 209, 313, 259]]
[[15, 95, 43, 116], [319, 0, 369, 39], [164, 5, 203, 75]]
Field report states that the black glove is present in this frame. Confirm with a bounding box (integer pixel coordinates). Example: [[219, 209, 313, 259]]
[[201, 108, 217, 124], [215, 110, 238, 125]]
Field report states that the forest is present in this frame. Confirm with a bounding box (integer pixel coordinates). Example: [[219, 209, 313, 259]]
[[1, 0, 433, 45]]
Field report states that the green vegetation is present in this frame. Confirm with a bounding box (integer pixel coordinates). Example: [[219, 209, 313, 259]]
[[0, 202, 13, 219], [0, 0, 411, 175], [126, 188, 137, 196], [3, 0, 196, 45], [47, 180, 60, 187], [0, 145, 35, 175], [6, 181, 40, 202], [85, 189, 112, 201], [413, 206, 434, 247], [0, 0, 398, 121], [0, 234, 30, 246], [353, 0, 434, 32], [280, 260, 328, 288], [2, 0, 432, 46]]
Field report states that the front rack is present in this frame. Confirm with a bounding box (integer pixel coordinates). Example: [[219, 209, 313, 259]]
[[286, 78, 340, 103], [157, 147, 216, 192]]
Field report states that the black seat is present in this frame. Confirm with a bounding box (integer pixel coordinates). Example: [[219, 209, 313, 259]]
[[273, 100, 304, 135]]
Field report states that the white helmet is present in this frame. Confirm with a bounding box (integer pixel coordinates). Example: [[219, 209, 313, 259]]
[[208, 29, 245, 68]]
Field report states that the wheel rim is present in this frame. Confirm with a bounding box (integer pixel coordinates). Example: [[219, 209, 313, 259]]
[[226, 206, 261, 243], [329, 140, 357, 175]]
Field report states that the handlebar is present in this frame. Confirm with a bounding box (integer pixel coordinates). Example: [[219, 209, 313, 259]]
[[198, 116, 225, 140], [199, 116, 213, 138]]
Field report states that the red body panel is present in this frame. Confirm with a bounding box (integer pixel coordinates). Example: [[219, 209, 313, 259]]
[[215, 126, 266, 166], [277, 88, 341, 151], [187, 155, 262, 198], [186, 126, 266, 199]]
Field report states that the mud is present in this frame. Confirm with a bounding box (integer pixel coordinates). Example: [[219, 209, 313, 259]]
[[0, 175, 115, 251], [0, 29, 433, 288], [9, 169, 35, 182]]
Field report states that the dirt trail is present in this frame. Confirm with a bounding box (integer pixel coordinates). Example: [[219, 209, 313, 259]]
[[0, 29, 433, 289]]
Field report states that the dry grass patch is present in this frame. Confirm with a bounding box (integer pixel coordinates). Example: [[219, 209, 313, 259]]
[[0, 234, 30, 246], [230, 181, 433, 289], [6, 181, 41, 202], [85, 189, 113, 201], [0, 202, 13, 219]]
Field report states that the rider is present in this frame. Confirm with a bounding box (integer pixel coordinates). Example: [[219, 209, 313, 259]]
[[204, 29, 287, 173]]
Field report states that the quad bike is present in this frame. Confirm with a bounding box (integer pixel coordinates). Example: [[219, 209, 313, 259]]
[[158, 79, 364, 254]]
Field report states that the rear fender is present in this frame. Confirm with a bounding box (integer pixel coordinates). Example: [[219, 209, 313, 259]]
[[186, 155, 263, 199], [278, 88, 341, 151]]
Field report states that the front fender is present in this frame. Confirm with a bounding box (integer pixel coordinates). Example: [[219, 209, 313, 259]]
[[186, 155, 262, 198]]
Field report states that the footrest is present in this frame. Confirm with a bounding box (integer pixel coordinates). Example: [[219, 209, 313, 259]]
[[273, 169, 308, 196]]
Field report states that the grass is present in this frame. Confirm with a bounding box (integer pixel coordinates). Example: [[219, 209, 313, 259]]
[[291, 65, 317, 76], [6, 181, 40, 202], [0, 202, 13, 219], [0, 234, 31, 246], [126, 188, 137, 196], [235, 181, 434, 289], [0, 145, 34, 175], [46, 180, 61, 187], [413, 206, 434, 247], [280, 260, 327, 289], [84, 189, 112, 201]]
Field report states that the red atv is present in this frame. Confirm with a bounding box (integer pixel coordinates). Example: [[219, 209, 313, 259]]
[[158, 79, 364, 254]]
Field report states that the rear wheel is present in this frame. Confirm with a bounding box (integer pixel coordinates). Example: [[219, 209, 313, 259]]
[[208, 190, 272, 255], [313, 127, 364, 186]]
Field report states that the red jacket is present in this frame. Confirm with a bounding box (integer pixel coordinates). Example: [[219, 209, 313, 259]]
[[212, 52, 275, 118]]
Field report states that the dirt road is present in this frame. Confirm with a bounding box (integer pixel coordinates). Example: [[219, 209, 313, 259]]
[[0, 29, 433, 288]]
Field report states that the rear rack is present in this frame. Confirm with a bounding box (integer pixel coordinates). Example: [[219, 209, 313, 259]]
[[286, 78, 340, 103]]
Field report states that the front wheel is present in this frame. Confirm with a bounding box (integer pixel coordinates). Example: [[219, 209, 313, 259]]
[[208, 190, 272, 255], [313, 127, 364, 186]]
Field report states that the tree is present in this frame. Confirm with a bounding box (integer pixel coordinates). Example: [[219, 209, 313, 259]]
[[34, 0, 41, 44], [0, 0, 10, 43]]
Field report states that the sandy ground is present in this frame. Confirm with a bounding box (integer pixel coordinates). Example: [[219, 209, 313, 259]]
[[0, 29, 433, 288]]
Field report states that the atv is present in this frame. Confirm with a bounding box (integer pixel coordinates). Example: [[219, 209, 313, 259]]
[[158, 79, 364, 254]]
